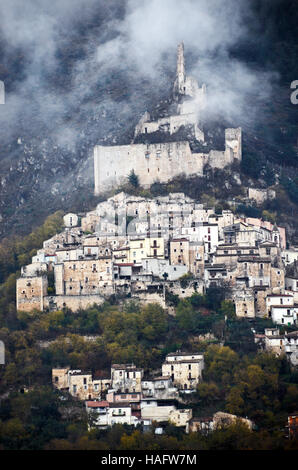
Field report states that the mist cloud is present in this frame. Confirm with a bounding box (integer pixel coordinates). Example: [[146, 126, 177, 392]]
[[0, 0, 277, 152]]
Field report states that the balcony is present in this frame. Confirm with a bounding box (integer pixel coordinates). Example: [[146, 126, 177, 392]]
[[112, 410, 126, 416], [142, 391, 154, 397]]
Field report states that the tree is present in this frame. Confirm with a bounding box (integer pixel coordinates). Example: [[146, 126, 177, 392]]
[[219, 300, 235, 319], [128, 170, 139, 188]]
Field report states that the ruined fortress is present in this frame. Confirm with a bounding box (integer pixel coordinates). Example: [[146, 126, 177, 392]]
[[94, 43, 242, 195]]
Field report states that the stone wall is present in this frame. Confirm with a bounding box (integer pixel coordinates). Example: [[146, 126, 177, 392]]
[[94, 128, 241, 195], [44, 294, 105, 311]]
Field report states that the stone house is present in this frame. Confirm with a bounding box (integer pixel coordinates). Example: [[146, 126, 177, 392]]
[[162, 352, 204, 390], [234, 291, 255, 318], [111, 364, 143, 393], [129, 237, 165, 264], [264, 328, 285, 355], [169, 408, 193, 431], [16, 275, 48, 312], [52, 368, 110, 400], [54, 257, 114, 297]]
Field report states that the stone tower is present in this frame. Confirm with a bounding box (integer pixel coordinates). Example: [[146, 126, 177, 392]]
[[176, 42, 186, 95]]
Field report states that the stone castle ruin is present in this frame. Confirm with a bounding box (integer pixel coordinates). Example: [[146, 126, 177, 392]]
[[94, 42, 241, 195]]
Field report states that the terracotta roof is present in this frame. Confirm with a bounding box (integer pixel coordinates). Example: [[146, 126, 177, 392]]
[[86, 401, 109, 408], [114, 263, 134, 267]]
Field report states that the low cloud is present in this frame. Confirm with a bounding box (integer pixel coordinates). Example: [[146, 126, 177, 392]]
[[0, 0, 277, 153]]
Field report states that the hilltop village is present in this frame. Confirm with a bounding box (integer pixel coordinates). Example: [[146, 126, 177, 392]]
[[14, 43, 298, 434], [17, 191, 298, 364]]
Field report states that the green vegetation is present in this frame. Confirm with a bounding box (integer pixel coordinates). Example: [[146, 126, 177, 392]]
[[128, 169, 139, 188], [0, 211, 64, 285], [0, 288, 297, 449]]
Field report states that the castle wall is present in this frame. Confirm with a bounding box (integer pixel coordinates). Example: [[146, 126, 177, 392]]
[[94, 141, 205, 195]]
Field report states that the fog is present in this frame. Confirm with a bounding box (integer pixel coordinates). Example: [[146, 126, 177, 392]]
[[0, 0, 278, 174]]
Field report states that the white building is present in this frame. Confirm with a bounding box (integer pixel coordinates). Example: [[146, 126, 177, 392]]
[[266, 294, 294, 316], [182, 223, 219, 256], [64, 213, 79, 228], [270, 305, 297, 326], [111, 364, 143, 393]]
